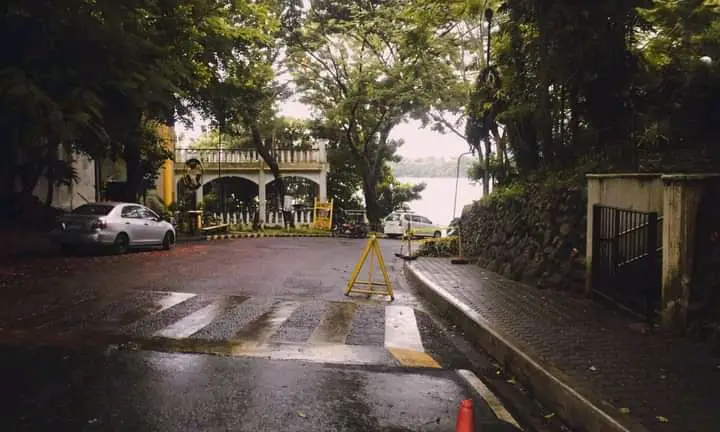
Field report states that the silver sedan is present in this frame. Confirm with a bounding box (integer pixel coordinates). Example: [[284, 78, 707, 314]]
[[52, 202, 176, 254]]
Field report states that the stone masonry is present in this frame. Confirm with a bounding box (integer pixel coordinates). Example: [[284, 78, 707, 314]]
[[460, 184, 586, 291]]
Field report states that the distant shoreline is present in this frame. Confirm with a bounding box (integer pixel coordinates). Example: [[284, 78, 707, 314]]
[[390, 156, 476, 178]]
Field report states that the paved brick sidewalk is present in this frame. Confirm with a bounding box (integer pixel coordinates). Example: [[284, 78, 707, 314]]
[[408, 258, 720, 432]]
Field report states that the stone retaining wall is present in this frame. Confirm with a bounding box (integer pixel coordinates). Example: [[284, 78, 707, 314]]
[[460, 185, 587, 291]]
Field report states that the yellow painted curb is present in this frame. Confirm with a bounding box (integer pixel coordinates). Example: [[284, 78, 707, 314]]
[[388, 347, 441, 368], [201, 232, 333, 241]]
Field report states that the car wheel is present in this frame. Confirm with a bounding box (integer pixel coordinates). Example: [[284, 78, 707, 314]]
[[433, 231, 442, 238], [162, 231, 175, 250], [113, 233, 130, 255]]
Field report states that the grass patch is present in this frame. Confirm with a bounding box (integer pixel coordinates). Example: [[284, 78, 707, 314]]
[[480, 167, 588, 205]]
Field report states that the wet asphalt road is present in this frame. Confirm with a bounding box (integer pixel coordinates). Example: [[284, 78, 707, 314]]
[[0, 238, 529, 431]]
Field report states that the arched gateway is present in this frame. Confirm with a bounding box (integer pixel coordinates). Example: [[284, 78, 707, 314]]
[[171, 143, 328, 223]]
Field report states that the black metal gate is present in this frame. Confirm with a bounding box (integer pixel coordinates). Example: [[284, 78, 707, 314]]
[[591, 204, 662, 321]]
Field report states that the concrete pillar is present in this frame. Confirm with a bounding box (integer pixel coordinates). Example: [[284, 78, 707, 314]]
[[258, 168, 266, 223], [660, 174, 720, 332], [318, 170, 328, 203], [195, 179, 203, 209], [317, 139, 328, 163], [162, 160, 173, 206]]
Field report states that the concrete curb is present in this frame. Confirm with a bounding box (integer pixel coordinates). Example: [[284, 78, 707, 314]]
[[177, 232, 385, 243], [404, 263, 649, 432]]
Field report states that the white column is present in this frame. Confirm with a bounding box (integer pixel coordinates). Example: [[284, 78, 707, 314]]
[[258, 168, 266, 223], [318, 170, 328, 203], [195, 186, 203, 209], [317, 139, 328, 163]]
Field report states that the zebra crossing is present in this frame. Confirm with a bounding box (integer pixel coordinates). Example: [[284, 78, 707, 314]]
[[0, 290, 442, 368]]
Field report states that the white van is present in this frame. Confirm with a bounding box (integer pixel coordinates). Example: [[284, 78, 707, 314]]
[[383, 212, 443, 238]]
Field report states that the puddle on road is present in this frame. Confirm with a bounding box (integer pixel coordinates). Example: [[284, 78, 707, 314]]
[[308, 302, 358, 345], [231, 300, 300, 349]]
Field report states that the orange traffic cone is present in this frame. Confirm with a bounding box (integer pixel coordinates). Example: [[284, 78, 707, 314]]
[[455, 399, 475, 432]]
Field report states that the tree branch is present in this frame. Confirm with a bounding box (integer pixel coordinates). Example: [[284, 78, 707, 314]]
[[430, 112, 468, 142]]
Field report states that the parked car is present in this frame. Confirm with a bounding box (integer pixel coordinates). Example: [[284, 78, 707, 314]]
[[51, 202, 176, 254], [382, 211, 443, 239]]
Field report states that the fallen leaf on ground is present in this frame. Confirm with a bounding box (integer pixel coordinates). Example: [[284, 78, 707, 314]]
[[544, 413, 555, 420], [619, 408, 631, 414], [296, 411, 307, 418], [656, 416, 669, 423]]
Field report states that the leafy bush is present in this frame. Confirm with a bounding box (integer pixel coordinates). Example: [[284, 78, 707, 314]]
[[417, 236, 459, 257]]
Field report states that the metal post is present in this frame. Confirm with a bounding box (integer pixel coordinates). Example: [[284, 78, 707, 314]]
[[453, 151, 474, 221], [645, 212, 659, 325], [590, 204, 602, 292], [217, 129, 223, 215]]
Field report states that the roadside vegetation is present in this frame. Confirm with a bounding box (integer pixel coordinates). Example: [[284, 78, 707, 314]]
[[2, 0, 718, 229]]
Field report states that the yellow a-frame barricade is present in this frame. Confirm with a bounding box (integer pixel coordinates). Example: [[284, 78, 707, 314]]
[[344, 235, 394, 301]]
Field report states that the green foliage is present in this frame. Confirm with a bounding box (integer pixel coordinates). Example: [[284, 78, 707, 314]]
[[479, 166, 588, 207], [287, 0, 459, 223], [417, 237, 459, 257], [377, 179, 426, 218], [1, 0, 278, 215], [192, 117, 315, 151], [191, 130, 250, 150], [481, 182, 526, 205], [201, 192, 218, 212], [460, 0, 720, 183]]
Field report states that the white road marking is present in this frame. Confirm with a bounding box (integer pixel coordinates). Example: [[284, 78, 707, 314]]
[[384, 305, 424, 352], [154, 292, 197, 313], [232, 343, 392, 366], [457, 369, 524, 430], [153, 301, 224, 338]]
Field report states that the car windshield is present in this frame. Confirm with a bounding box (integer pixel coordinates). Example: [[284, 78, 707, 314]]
[[385, 214, 401, 222], [72, 204, 115, 216]]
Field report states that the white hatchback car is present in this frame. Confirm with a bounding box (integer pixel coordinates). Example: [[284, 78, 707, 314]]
[[52, 202, 176, 254], [383, 212, 443, 239]]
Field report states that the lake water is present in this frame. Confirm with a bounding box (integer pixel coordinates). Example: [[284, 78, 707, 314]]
[[397, 176, 484, 228]]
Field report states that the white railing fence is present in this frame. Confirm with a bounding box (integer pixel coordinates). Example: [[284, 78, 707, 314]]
[[210, 210, 314, 227], [175, 148, 322, 165]]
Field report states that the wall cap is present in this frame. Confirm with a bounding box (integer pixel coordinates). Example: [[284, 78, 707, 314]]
[[661, 173, 720, 181], [586, 173, 662, 179]]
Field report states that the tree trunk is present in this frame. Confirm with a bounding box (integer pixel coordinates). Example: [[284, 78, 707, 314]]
[[45, 181, 54, 207], [362, 178, 380, 228], [248, 120, 284, 208], [569, 83, 580, 162]]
